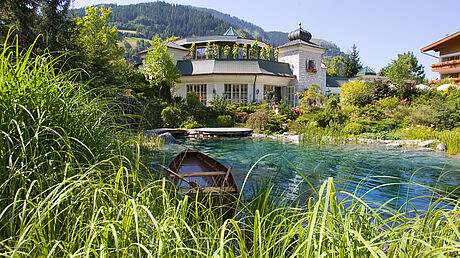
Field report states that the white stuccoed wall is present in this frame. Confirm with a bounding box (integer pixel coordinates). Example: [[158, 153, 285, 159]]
[[278, 44, 326, 105]]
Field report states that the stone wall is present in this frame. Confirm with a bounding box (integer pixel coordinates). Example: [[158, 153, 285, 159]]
[[279, 45, 326, 105]]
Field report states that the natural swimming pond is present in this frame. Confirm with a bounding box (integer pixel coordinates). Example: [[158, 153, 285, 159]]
[[156, 137, 460, 211]]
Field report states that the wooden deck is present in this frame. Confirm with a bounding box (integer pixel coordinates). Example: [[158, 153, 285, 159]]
[[191, 127, 253, 137]]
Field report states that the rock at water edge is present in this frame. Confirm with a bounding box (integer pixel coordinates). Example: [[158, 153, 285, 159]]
[[416, 147, 433, 152], [418, 140, 437, 147], [158, 132, 175, 143], [386, 143, 402, 148], [436, 143, 447, 151]]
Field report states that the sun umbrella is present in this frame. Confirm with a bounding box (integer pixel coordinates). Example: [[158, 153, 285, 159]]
[[415, 84, 431, 90], [437, 83, 460, 91]]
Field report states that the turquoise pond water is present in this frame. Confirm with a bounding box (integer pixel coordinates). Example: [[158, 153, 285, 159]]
[[154, 138, 460, 210]]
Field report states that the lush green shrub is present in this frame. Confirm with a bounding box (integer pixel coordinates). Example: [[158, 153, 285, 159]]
[[217, 115, 234, 127], [313, 111, 333, 128], [208, 93, 228, 115], [233, 111, 249, 123], [294, 107, 322, 125], [340, 80, 373, 107], [377, 96, 400, 110], [371, 80, 395, 100], [344, 122, 365, 135], [186, 91, 202, 108], [132, 94, 168, 128], [295, 113, 314, 125], [287, 121, 306, 134], [227, 102, 270, 114], [161, 106, 184, 127], [264, 113, 286, 134], [357, 105, 385, 120], [409, 104, 440, 127], [356, 118, 394, 133], [246, 110, 270, 133], [181, 120, 202, 129], [408, 89, 459, 130], [277, 98, 295, 120]]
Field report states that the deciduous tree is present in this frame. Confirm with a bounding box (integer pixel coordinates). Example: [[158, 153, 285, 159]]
[[380, 52, 425, 84], [76, 5, 124, 86], [142, 35, 180, 100], [325, 56, 345, 77], [339, 80, 372, 107]]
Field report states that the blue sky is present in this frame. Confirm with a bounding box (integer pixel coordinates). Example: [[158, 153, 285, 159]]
[[72, 0, 460, 80]]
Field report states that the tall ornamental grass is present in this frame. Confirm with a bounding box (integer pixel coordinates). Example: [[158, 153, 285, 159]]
[[395, 126, 460, 154], [1, 35, 459, 257]]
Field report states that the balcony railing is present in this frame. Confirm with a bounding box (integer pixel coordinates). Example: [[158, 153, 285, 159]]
[[431, 60, 460, 71]]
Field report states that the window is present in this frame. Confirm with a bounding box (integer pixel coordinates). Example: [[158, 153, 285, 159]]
[[264, 85, 274, 101], [224, 84, 248, 104], [286, 87, 295, 106], [187, 84, 207, 104], [195, 47, 206, 60], [306, 60, 317, 72], [441, 55, 460, 62], [441, 73, 460, 79]]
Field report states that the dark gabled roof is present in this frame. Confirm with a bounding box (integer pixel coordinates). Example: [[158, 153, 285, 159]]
[[138, 41, 188, 55], [278, 39, 325, 50], [173, 36, 267, 47], [176, 59, 294, 78], [326, 76, 349, 87], [224, 27, 241, 37]]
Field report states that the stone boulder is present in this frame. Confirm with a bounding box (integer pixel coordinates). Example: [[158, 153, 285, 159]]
[[144, 129, 159, 138], [416, 147, 433, 152], [158, 132, 175, 143], [418, 140, 437, 147], [386, 143, 402, 148], [436, 143, 447, 151]]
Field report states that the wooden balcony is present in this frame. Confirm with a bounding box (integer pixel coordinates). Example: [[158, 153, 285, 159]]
[[431, 60, 460, 72]]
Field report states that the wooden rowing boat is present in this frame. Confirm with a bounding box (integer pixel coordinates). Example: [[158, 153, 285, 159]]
[[166, 150, 239, 213]]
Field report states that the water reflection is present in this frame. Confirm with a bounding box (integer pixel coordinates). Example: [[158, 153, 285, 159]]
[[157, 138, 460, 211]]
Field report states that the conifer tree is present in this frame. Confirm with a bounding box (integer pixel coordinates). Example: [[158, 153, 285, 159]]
[[343, 44, 362, 77]]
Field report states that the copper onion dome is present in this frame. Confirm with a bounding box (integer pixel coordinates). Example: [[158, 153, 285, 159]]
[[288, 23, 312, 42]]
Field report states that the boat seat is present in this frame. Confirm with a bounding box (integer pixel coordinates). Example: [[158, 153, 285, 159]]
[[172, 171, 226, 177]]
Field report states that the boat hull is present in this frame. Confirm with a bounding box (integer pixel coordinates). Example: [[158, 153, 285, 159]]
[[167, 150, 239, 216]]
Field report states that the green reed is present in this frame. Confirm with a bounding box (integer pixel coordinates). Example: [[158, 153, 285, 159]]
[[1, 33, 459, 257], [297, 124, 350, 145]]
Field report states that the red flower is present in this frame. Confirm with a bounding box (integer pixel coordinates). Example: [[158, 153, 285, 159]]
[[199, 96, 203, 99]]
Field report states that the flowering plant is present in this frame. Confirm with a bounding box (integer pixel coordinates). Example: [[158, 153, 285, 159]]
[[242, 44, 248, 59], [232, 43, 239, 59], [213, 44, 219, 59], [250, 40, 258, 59], [266, 45, 272, 60], [432, 59, 460, 67], [291, 107, 301, 115], [223, 45, 231, 59], [259, 47, 266, 60], [274, 47, 280, 60], [190, 43, 196, 58], [205, 42, 212, 59]]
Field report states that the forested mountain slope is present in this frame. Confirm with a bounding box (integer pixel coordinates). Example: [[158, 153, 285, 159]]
[[73, 1, 344, 62]]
